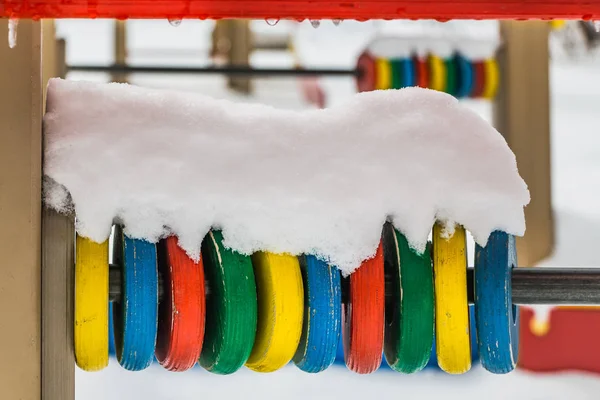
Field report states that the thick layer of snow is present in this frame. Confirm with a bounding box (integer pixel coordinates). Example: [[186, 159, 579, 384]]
[[292, 20, 500, 64], [8, 18, 18, 49], [43, 78, 528, 274], [369, 21, 500, 60]]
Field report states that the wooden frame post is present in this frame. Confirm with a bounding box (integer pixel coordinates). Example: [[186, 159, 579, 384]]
[[495, 21, 554, 267], [42, 208, 74, 400], [227, 20, 252, 94], [113, 20, 128, 83], [40, 20, 75, 400], [212, 20, 252, 94], [0, 19, 43, 400]]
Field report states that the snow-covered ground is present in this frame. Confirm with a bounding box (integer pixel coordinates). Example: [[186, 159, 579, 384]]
[[76, 362, 600, 400], [55, 20, 600, 399]]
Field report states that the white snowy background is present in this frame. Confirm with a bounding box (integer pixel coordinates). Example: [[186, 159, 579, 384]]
[[53, 19, 600, 400]]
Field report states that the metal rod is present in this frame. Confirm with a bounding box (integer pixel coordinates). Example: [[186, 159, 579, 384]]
[[466, 268, 600, 305], [510, 268, 600, 305], [109, 266, 600, 306], [109, 265, 121, 303], [66, 64, 361, 77], [109, 264, 165, 304]]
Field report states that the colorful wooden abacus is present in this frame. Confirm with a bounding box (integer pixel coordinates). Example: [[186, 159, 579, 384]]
[[74, 222, 600, 378], [355, 51, 499, 98], [353, 30, 500, 98]]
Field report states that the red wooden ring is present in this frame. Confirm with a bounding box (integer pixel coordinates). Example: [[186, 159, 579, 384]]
[[472, 61, 486, 98], [415, 57, 429, 88], [155, 236, 206, 371], [343, 241, 385, 374], [356, 52, 377, 93]]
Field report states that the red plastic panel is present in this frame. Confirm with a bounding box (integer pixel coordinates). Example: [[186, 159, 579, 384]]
[[2, 0, 600, 20], [519, 307, 600, 374]]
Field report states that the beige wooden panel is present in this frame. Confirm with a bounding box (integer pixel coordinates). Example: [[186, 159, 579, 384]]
[[0, 19, 43, 400], [494, 21, 553, 267]]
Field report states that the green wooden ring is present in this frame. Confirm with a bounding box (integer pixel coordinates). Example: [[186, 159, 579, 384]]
[[199, 230, 258, 374], [445, 58, 457, 96], [383, 223, 434, 373], [390, 59, 404, 89]]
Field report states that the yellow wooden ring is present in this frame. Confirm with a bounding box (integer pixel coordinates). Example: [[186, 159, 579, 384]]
[[74, 235, 109, 371], [375, 59, 392, 90], [482, 58, 499, 99], [550, 20, 566, 30], [433, 223, 471, 374], [428, 55, 446, 92], [246, 252, 304, 372], [529, 317, 551, 337], [530, 305, 600, 336]]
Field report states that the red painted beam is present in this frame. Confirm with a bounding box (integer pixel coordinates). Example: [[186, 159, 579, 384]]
[[1, 0, 599, 20]]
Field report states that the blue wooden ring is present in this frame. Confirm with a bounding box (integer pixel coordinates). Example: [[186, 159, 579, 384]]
[[401, 58, 416, 87], [455, 55, 473, 99], [108, 302, 116, 356], [113, 232, 159, 371], [293, 255, 342, 373], [474, 231, 519, 374]]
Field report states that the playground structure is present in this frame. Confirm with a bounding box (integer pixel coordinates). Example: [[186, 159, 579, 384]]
[[3, 2, 600, 400]]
